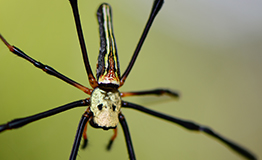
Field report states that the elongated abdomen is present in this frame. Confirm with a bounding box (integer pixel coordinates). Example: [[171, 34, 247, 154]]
[[96, 3, 120, 88]]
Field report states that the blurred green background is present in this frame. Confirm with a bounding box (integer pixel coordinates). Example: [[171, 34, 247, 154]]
[[0, 0, 261, 160]]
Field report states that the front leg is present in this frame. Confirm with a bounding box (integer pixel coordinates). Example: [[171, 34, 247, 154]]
[[0, 34, 93, 95]]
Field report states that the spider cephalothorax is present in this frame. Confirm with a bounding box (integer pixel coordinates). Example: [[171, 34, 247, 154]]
[[89, 87, 121, 130]]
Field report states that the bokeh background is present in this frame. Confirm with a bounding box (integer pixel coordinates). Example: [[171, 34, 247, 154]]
[[0, 0, 261, 160]]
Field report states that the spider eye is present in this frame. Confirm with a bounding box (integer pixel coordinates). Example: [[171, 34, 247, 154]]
[[112, 104, 116, 111], [97, 104, 103, 110]]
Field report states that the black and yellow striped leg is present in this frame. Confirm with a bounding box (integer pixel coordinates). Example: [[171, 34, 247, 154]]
[[122, 101, 257, 160]]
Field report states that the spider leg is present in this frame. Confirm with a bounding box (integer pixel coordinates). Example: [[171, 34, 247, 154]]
[[119, 113, 136, 160], [120, 0, 164, 86], [0, 34, 93, 95], [107, 127, 118, 150], [70, 108, 92, 160], [69, 0, 98, 88], [122, 101, 257, 160], [121, 88, 179, 98], [81, 121, 89, 149], [0, 99, 89, 133]]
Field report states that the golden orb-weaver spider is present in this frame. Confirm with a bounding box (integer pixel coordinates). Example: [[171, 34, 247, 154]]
[[0, 0, 257, 159]]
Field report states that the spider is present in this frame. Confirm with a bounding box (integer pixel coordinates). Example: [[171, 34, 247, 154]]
[[0, 0, 257, 160]]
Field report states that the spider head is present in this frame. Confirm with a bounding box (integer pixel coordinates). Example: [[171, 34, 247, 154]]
[[90, 87, 121, 130]]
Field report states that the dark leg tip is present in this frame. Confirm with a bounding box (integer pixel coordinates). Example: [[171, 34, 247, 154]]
[[81, 139, 88, 149], [106, 139, 114, 150]]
